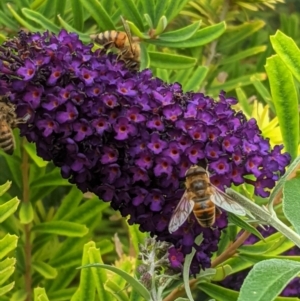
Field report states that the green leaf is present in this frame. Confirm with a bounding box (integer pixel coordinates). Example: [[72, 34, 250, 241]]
[[79, 0, 114, 31], [70, 0, 83, 31], [23, 144, 48, 168], [31, 168, 71, 187], [183, 234, 203, 301], [221, 46, 267, 65], [155, 15, 167, 35], [105, 280, 129, 301], [0, 282, 15, 296], [88, 247, 111, 301], [32, 261, 57, 279], [113, 0, 144, 30], [283, 178, 300, 234], [0, 265, 14, 286], [79, 264, 151, 301], [140, 43, 150, 70], [57, 16, 90, 43], [227, 212, 264, 241], [251, 78, 275, 112], [210, 73, 266, 94], [34, 287, 49, 301], [79, 242, 96, 301], [265, 55, 299, 160], [0, 197, 19, 223], [235, 88, 252, 117], [149, 52, 196, 69], [0, 181, 11, 197], [184, 66, 208, 92], [165, 0, 190, 23], [238, 259, 300, 301], [221, 21, 265, 49], [21, 8, 60, 32], [19, 202, 34, 224], [150, 22, 226, 48], [159, 21, 201, 42], [199, 282, 239, 301], [269, 155, 300, 208], [32, 221, 88, 237], [270, 30, 300, 83], [126, 21, 149, 39], [6, 4, 37, 32], [128, 224, 148, 255], [144, 13, 153, 29], [0, 234, 18, 259]]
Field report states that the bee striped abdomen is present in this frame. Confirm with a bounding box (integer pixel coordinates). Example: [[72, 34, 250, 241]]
[[0, 121, 15, 155], [90, 31, 127, 49], [193, 198, 216, 227]]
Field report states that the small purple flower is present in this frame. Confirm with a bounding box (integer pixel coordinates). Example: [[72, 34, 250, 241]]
[[113, 117, 137, 140], [73, 119, 93, 141], [168, 247, 184, 269], [148, 133, 168, 154], [146, 115, 165, 131], [56, 102, 78, 124], [210, 157, 230, 175], [17, 59, 36, 80]]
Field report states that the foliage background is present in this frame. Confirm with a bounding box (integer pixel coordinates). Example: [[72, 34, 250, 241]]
[[0, 0, 300, 300]]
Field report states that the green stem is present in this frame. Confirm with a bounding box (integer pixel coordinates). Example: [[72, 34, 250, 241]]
[[226, 188, 300, 248]]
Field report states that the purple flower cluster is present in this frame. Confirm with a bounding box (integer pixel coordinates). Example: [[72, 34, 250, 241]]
[[0, 30, 290, 274], [220, 227, 300, 297]]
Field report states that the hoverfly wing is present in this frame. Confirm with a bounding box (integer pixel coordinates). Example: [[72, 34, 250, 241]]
[[168, 191, 194, 233], [211, 186, 246, 216]]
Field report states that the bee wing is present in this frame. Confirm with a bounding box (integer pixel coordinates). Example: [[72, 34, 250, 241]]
[[211, 186, 246, 216], [168, 191, 194, 233], [120, 16, 134, 53]]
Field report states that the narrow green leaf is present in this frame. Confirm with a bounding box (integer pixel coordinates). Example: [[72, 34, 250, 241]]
[[159, 21, 201, 42], [0, 197, 19, 223], [31, 169, 71, 187], [0, 181, 11, 197], [238, 259, 300, 301], [238, 241, 283, 255], [265, 55, 299, 160], [114, 0, 144, 30], [184, 66, 208, 92], [235, 88, 252, 116], [221, 46, 267, 65], [0, 234, 18, 259], [79, 242, 96, 301], [88, 247, 111, 301], [221, 21, 265, 49], [127, 21, 149, 39], [155, 15, 167, 35], [10, 289, 27, 301], [251, 78, 275, 112], [22, 8, 60, 32], [128, 224, 148, 255], [200, 283, 239, 301], [183, 234, 203, 301], [19, 202, 34, 224], [175, 299, 190, 301], [32, 261, 57, 279], [32, 221, 88, 237], [105, 280, 129, 301], [34, 287, 49, 301], [0, 266, 14, 286], [144, 14, 153, 29], [283, 178, 300, 234], [149, 22, 226, 48], [149, 52, 196, 69], [45, 288, 76, 300], [165, 0, 190, 23], [0, 282, 15, 296], [79, 0, 114, 31], [210, 73, 266, 94], [270, 30, 300, 83], [79, 264, 151, 300], [23, 144, 48, 168], [155, 69, 170, 83], [57, 16, 90, 43], [6, 4, 37, 32], [154, 0, 169, 28], [227, 212, 264, 241], [140, 43, 150, 70], [70, 0, 83, 31], [269, 156, 300, 208]]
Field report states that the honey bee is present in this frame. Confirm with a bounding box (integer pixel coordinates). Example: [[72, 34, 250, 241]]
[[168, 165, 246, 233], [0, 99, 30, 155], [90, 16, 141, 71]]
